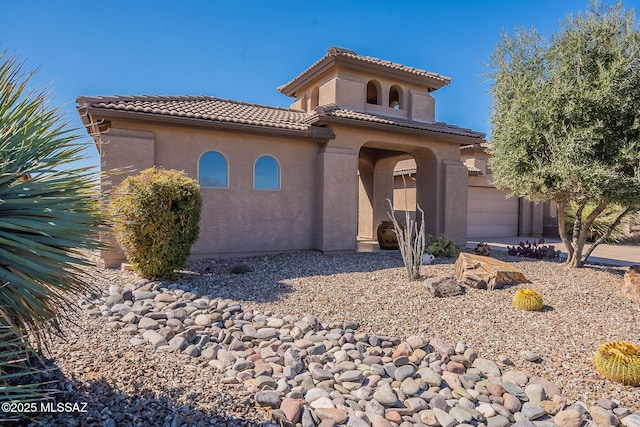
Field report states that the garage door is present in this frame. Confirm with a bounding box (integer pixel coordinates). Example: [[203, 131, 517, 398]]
[[467, 187, 519, 238]]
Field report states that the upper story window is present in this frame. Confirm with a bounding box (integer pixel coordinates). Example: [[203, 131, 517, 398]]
[[310, 86, 319, 111], [254, 155, 280, 190], [199, 151, 228, 188], [389, 85, 403, 109], [366, 80, 381, 105]]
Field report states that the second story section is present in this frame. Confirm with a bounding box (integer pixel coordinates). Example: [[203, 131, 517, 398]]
[[278, 47, 451, 123]]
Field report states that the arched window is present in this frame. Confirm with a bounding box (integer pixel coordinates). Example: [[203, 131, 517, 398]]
[[254, 155, 280, 190], [389, 85, 403, 109], [366, 80, 381, 105], [310, 86, 319, 111], [199, 151, 228, 188]]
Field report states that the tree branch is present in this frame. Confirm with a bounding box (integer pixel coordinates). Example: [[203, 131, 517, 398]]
[[582, 205, 634, 262]]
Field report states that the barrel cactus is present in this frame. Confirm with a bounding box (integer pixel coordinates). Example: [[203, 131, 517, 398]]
[[594, 341, 640, 386], [512, 289, 544, 311]]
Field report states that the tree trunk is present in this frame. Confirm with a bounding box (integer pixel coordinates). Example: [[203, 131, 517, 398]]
[[557, 200, 609, 268]]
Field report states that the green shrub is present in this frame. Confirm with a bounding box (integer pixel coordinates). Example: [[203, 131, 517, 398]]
[[109, 167, 202, 278], [425, 234, 461, 258]]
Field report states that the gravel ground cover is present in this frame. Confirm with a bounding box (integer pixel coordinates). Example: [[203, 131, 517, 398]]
[[24, 249, 640, 426]]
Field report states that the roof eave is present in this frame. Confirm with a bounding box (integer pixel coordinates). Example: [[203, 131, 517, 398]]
[[79, 106, 336, 142], [307, 114, 484, 146], [279, 55, 450, 98]]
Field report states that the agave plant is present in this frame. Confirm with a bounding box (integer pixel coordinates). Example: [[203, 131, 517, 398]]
[[0, 51, 103, 348]]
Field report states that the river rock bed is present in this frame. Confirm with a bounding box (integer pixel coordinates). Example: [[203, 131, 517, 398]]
[[33, 250, 640, 426]]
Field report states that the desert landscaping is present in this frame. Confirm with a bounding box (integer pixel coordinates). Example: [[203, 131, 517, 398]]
[[33, 249, 639, 426]]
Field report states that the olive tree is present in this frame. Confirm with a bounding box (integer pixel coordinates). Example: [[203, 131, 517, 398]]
[[486, 1, 640, 267]]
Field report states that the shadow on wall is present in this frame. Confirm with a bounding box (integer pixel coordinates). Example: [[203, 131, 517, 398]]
[[178, 251, 406, 304]]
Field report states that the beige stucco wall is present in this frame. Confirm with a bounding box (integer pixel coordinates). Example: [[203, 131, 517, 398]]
[[324, 123, 468, 247], [291, 67, 435, 123], [99, 119, 323, 263]]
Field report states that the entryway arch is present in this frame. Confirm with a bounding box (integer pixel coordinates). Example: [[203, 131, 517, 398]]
[[357, 143, 438, 242]]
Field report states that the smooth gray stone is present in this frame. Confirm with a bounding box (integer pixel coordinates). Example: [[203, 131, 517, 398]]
[[521, 402, 545, 420], [459, 372, 481, 389], [137, 317, 159, 330], [255, 327, 277, 340], [589, 405, 619, 426], [351, 386, 374, 400], [524, 383, 546, 405], [472, 358, 501, 377], [418, 368, 442, 386], [372, 387, 398, 406], [232, 359, 254, 371], [364, 399, 386, 417], [255, 375, 277, 390], [142, 330, 167, 348], [450, 405, 485, 423], [395, 365, 417, 382], [400, 377, 421, 395], [305, 388, 331, 403], [340, 370, 364, 382], [307, 343, 326, 355], [404, 397, 428, 412], [133, 290, 156, 301], [313, 369, 334, 381], [168, 336, 188, 351], [433, 407, 457, 427], [370, 364, 385, 376], [255, 390, 281, 409], [504, 382, 528, 401], [347, 415, 370, 427], [183, 344, 199, 357], [487, 415, 511, 427], [621, 414, 640, 427], [429, 395, 449, 412]]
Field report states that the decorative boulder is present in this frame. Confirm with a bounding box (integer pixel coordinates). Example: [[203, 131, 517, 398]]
[[425, 276, 465, 297], [622, 265, 640, 301], [454, 253, 529, 290]]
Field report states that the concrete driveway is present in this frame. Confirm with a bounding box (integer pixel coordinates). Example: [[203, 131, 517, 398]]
[[467, 236, 639, 267]]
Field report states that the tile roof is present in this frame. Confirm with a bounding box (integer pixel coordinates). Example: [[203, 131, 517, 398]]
[[279, 47, 451, 96], [394, 158, 484, 176], [393, 159, 417, 175], [78, 96, 484, 141], [77, 95, 311, 131], [308, 104, 485, 139], [467, 166, 483, 176], [461, 142, 491, 151]]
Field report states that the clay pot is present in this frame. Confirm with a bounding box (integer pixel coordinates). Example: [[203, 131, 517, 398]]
[[377, 221, 399, 250]]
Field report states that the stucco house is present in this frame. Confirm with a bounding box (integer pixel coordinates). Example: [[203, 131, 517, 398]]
[[77, 47, 545, 267]]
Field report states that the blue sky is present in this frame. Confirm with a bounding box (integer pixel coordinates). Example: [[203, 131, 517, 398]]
[[3, 0, 639, 170]]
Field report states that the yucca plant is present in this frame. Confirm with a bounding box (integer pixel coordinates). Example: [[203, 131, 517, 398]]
[[0, 324, 55, 415], [0, 50, 103, 348]]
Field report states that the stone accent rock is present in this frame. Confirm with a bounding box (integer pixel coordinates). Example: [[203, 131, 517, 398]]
[[454, 252, 529, 290], [84, 277, 633, 427], [426, 276, 465, 297], [553, 409, 582, 427], [622, 265, 640, 301]]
